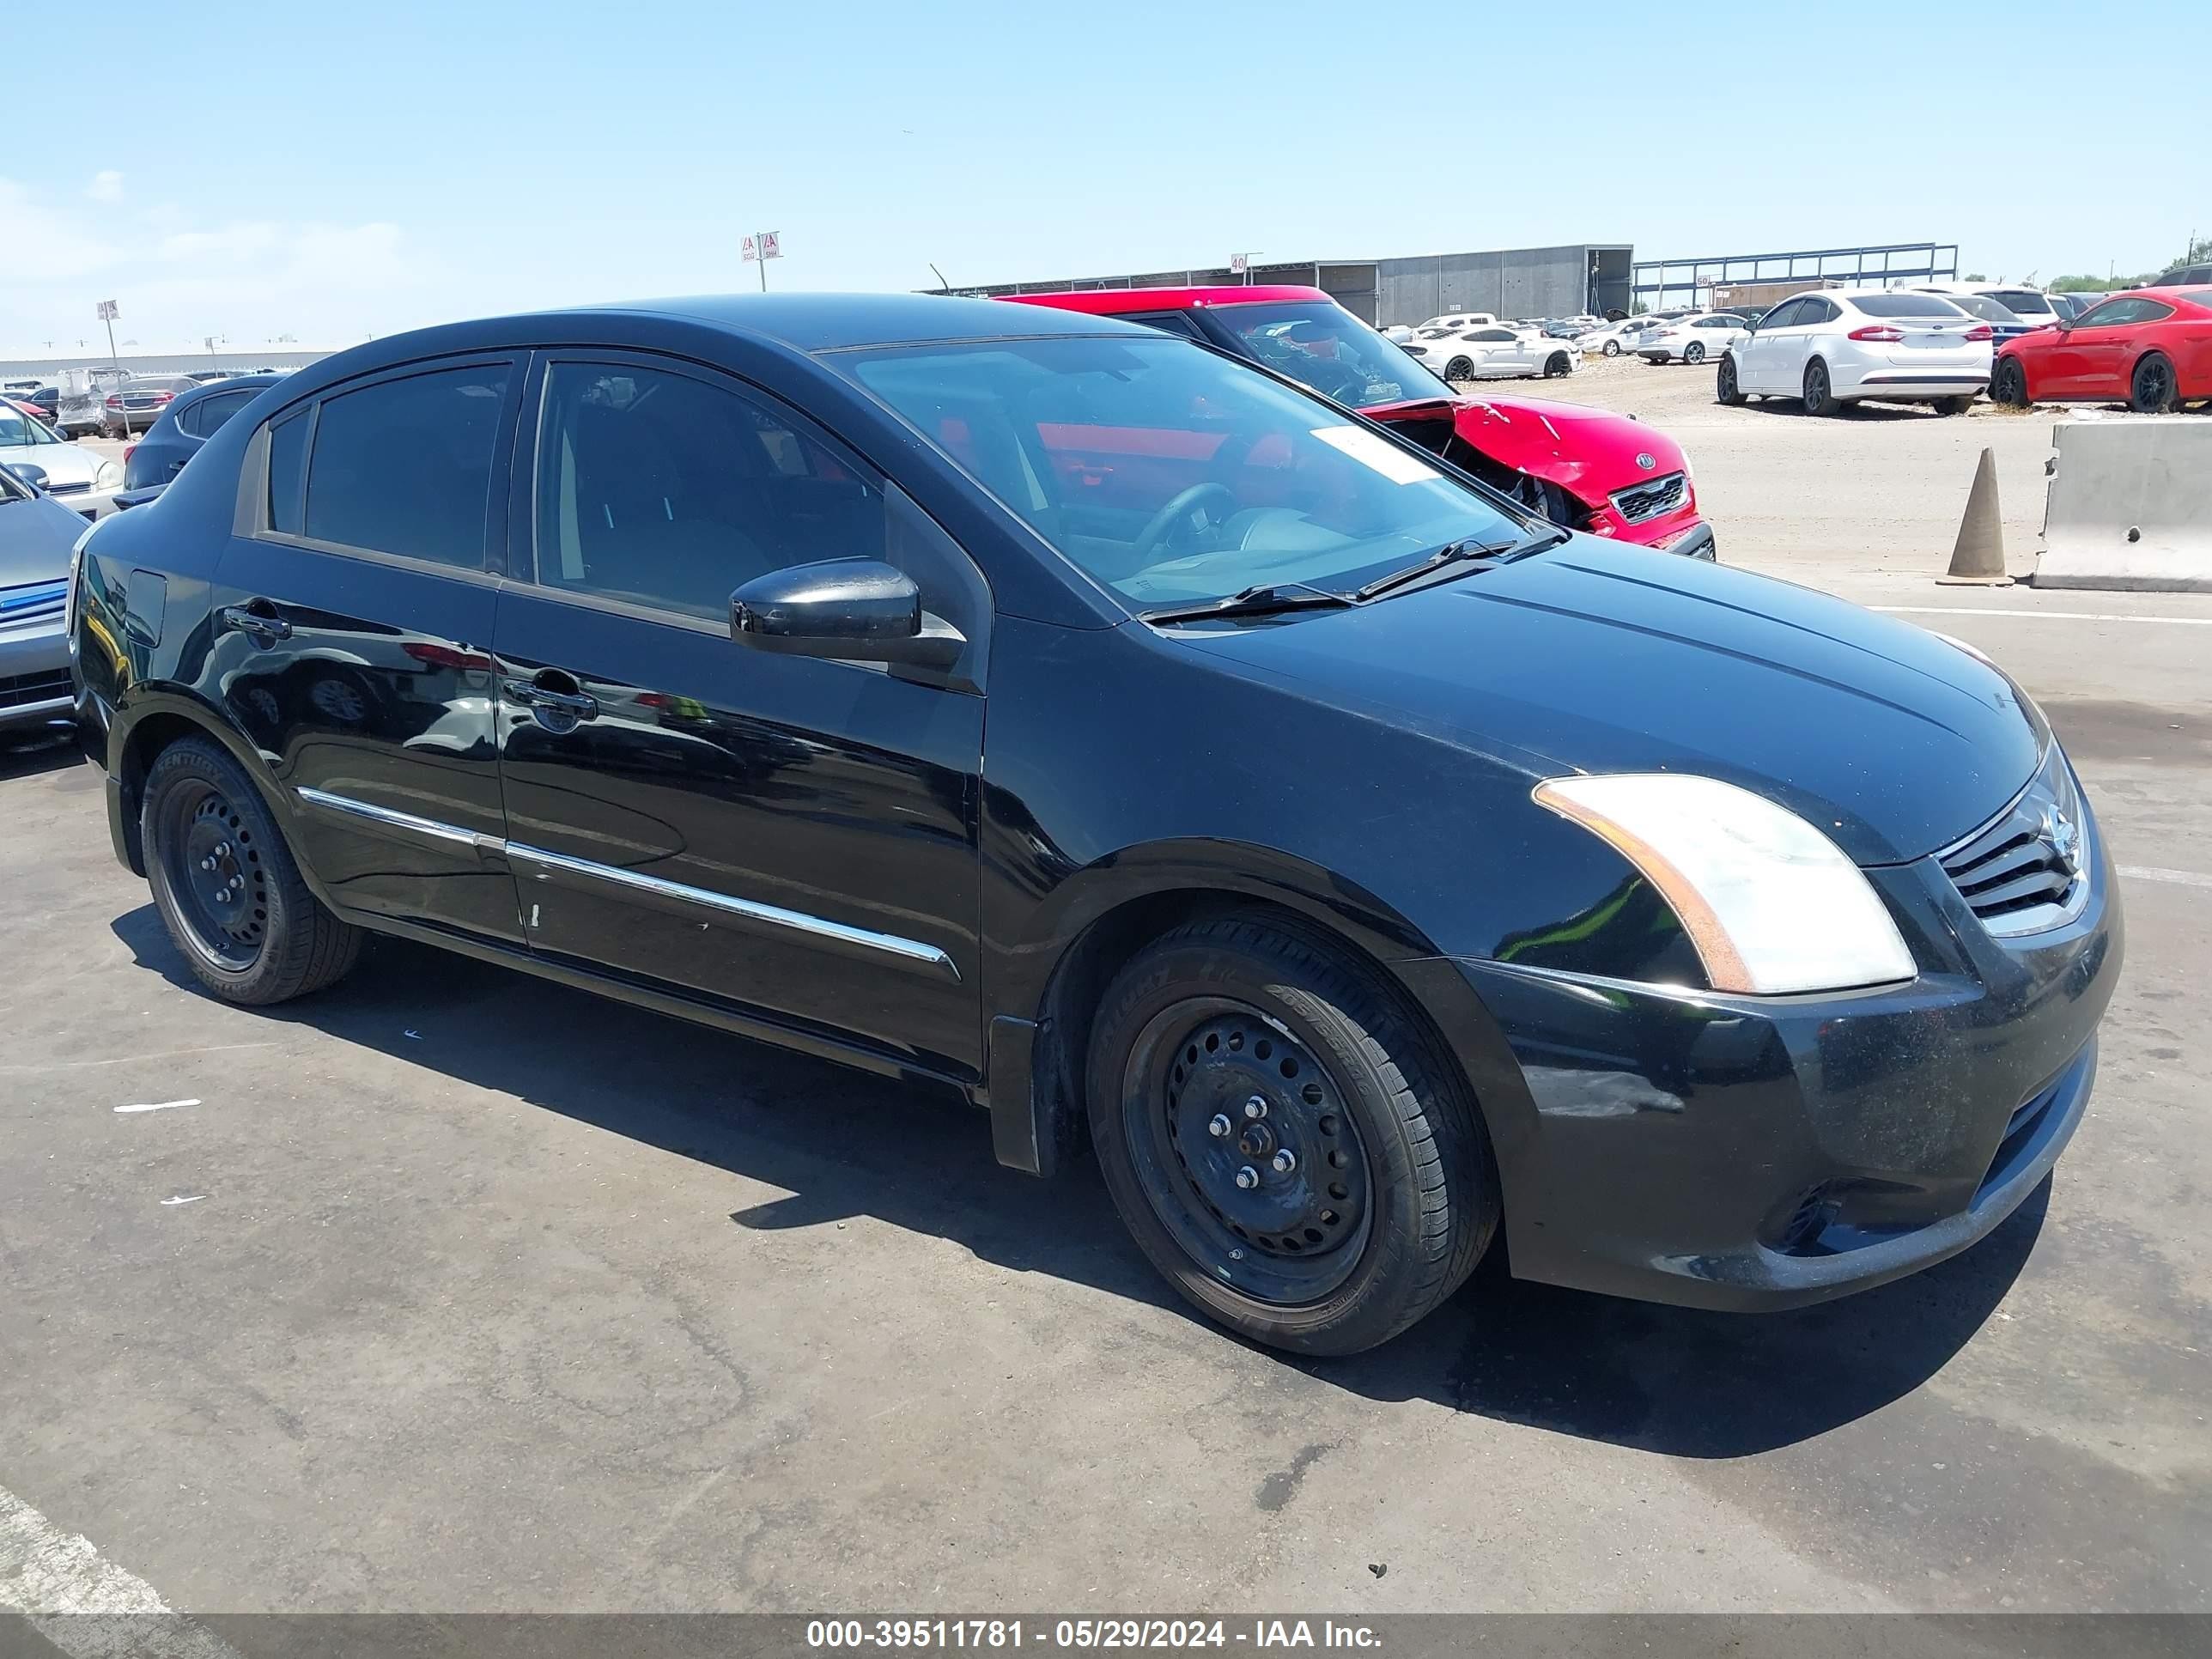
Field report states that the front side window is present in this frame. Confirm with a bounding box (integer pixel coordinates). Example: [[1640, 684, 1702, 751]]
[[532, 362, 885, 623], [842, 333, 1530, 610], [1210, 302, 1455, 408], [302, 363, 509, 568]]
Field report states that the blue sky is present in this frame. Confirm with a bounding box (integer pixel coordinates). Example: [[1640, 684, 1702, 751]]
[[4, 0, 2203, 354]]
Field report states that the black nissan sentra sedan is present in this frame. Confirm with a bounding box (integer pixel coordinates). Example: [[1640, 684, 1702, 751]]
[[67, 295, 2120, 1355]]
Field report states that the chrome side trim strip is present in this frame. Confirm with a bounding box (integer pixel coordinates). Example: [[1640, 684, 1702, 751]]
[[505, 842, 963, 982], [295, 787, 503, 854]]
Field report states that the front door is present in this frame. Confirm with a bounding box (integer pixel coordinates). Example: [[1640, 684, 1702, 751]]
[[210, 357, 524, 942], [490, 355, 989, 1078]]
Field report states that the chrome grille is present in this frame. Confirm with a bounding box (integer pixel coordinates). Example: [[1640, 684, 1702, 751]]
[[1938, 745, 2088, 937], [1610, 471, 1687, 524], [1, 580, 68, 630]]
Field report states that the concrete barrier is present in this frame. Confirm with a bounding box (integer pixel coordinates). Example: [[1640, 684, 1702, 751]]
[[2035, 416, 2212, 592]]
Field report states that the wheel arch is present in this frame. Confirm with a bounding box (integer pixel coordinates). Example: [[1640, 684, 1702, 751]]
[[109, 688, 286, 878], [995, 846, 1533, 1215]]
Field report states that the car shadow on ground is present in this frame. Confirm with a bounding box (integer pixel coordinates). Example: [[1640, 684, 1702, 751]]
[[1735, 398, 1946, 422], [109, 908, 2040, 1460], [0, 726, 82, 781]]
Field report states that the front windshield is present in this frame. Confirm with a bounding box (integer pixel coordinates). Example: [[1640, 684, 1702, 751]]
[[1211, 302, 1457, 409], [842, 334, 1528, 609], [0, 408, 61, 447]]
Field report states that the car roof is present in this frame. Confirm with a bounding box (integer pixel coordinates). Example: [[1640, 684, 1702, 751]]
[[999, 284, 1329, 314], [599, 291, 1163, 345]]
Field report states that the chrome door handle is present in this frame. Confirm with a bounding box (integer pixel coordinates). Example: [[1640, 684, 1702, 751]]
[[217, 603, 291, 643], [502, 677, 599, 721]]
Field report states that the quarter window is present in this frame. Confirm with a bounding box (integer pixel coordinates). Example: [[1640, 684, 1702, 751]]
[[301, 364, 509, 568], [532, 362, 885, 623]]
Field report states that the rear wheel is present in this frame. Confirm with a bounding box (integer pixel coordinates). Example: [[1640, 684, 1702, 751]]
[[1086, 915, 1499, 1356], [1717, 354, 1745, 405], [1991, 356, 2029, 408], [1685, 340, 1706, 365], [1444, 356, 1474, 380], [1802, 358, 1839, 416], [2131, 353, 2179, 414], [142, 736, 362, 1005]]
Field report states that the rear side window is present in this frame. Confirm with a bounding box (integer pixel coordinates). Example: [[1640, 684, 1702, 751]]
[[303, 364, 510, 568], [1850, 294, 1966, 319], [189, 388, 257, 437], [267, 410, 307, 534]]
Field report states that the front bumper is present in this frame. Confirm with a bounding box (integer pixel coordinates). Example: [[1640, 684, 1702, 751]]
[[1419, 827, 2122, 1310], [0, 621, 71, 731]]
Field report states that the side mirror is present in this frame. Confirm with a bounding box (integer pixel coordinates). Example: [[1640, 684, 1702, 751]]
[[3, 462, 49, 489], [731, 558, 963, 669]]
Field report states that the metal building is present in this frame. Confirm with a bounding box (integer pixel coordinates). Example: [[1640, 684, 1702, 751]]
[[951, 243, 1633, 327]]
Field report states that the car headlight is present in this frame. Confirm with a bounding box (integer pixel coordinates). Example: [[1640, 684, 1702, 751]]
[[1531, 774, 1916, 994], [94, 459, 122, 489]]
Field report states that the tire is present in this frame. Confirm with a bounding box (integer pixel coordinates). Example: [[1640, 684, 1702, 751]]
[[2130, 352, 2180, 414], [1717, 354, 1745, 406], [1086, 915, 1500, 1356], [141, 735, 362, 1006], [1444, 356, 1474, 380], [1933, 395, 1975, 416], [1543, 352, 1571, 378], [1802, 358, 1839, 416], [1991, 356, 2029, 408], [1685, 341, 1706, 366], [1602, 339, 1621, 356]]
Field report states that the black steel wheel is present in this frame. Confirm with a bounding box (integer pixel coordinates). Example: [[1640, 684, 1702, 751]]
[[142, 736, 362, 1004], [1802, 358, 1838, 416], [1717, 354, 1745, 406], [1444, 356, 1474, 380], [1685, 340, 1706, 365], [1992, 356, 2029, 408], [2131, 353, 2179, 414], [1087, 915, 1500, 1355]]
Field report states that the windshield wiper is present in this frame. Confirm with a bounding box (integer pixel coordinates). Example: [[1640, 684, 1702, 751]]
[[1352, 526, 1570, 603], [1139, 583, 1353, 625]]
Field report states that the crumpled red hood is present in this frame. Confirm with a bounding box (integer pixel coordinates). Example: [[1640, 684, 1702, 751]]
[[1367, 392, 1686, 507]]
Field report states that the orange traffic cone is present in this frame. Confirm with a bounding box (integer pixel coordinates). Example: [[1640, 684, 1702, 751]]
[[1938, 447, 2012, 586]]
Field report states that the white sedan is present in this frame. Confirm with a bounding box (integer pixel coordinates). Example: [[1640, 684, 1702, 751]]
[[1636, 313, 1750, 365], [0, 403, 123, 516], [1403, 325, 1577, 382], [1715, 289, 1992, 415]]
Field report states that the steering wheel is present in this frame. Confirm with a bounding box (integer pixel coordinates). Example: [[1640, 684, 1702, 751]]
[[1133, 483, 1237, 560]]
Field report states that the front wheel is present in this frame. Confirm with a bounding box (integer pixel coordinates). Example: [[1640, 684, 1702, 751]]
[[1086, 915, 1500, 1356], [142, 736, 362, 1005], [1685, 341, 1706, 366], [1543, 351, 1571, 378], [1991, 357, 2029, 408], [1717, 354, 1745, 405], [1602, 339, 1621, 356], [2131, 353, 2180, 414], [1802, 358, 1839, 416]]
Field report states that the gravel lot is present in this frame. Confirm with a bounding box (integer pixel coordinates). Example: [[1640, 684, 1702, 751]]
[[5, 374, 2209, 1620]]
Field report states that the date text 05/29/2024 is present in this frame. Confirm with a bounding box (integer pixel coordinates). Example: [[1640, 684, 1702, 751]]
[[805, 1620, 1382, 1650]]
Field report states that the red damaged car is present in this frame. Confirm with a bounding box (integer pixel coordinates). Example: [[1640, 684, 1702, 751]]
[[1004, 285, 1715, 559]]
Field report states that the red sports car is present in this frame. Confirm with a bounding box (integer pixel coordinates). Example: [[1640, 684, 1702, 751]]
[[1991, 285, 2212, 413], [1001, 286, 1715, 558]]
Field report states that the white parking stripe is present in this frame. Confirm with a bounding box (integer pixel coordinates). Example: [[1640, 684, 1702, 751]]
[[0, 1486, 244, 1659], [2120, 865, 2212, 890], [1875, 606, 2212, 625]]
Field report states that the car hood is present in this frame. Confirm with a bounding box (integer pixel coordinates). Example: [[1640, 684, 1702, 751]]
[[0, 440, 104, 489], [1172, 538, 2041, 866], [1368, 392, 1683, 507], [0, 490, 88, 585]]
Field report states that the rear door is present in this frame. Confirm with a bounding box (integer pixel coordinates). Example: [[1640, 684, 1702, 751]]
[[211, 358, 525, 942], [491, 353, 989, 1079]]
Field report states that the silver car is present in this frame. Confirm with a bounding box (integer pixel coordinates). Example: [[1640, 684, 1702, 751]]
[[0, 459, 86, 734]]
